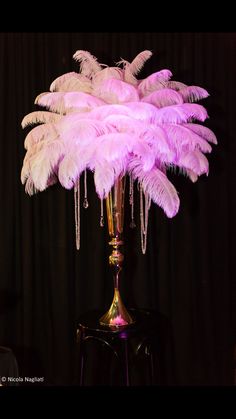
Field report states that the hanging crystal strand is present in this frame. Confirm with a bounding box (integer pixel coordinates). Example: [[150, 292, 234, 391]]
[[143, 192, 151, 254], [100, 198, 104, 227], [83, 169, 89, 209], [129, 175, 136, 228], [139, 185, 151, 254], [74, 178, 80, 250], [140, 183, 145, 234]]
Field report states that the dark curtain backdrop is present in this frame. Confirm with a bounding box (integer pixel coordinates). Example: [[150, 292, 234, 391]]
[[0, 32, 235, 385]]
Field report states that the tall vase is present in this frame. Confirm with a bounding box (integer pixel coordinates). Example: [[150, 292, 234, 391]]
[[99, 176, 135, 327]]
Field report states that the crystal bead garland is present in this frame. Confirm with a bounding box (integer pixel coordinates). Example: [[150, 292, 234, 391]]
[[74, 178, 80, 250], [100, 198, 104, 227], [139, 184, 151, 254], [83, 169, 89, 209], [129, 175, 136, 229]]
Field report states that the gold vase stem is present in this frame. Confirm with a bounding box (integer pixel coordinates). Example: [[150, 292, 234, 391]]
[[99, 176, 134, 328], [114, 272, 119, 290]]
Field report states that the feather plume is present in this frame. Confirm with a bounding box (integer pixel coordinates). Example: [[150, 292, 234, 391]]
[[124, 50, 153, 84], [128, 159, 180, 217], [58, 156, 77, 189], [132, 142, 155, 171], [24, 123, 58, 150], [141, 89, 183, 107], [58, 154, 81, 189], [21, 48, 217, 231], [124, 102, 159, 122], [184, 123, 217, 144], [35, 91, 106, 114], [93, 78, 139, 104], [58, 117, 113, 145], [58, 144, 97, 189], [178, 150, 209, 175], [73, 50, 102, 78], [103, 116, 171, 161], [138, 70, 173, 97], [21, 157, 31, 184], [87, 104, 133, 120], [50, 72, 91, 92], [154, 103, 208, 124], [103, 114, 143, 133], [93, 131, 155, 171], [25, 175, 39, 195], [140, 125, 175, 162], [94, 132, 136, 160], [116, 58, 130, 75], [21, 111, 61, 128], [92, 67, 123, 85], [34, 92, 49, 104], [167, 81, 188, 91], [179, 86, 209, 103], [94, 161, 115, 199], [30, 141, 65, 191], [186, 169, 198, 182], [165, 124, 212, 154], [58, 77, 92, 93]]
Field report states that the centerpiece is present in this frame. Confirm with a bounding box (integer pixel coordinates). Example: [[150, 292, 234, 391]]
[[21, 50, 217, 327]]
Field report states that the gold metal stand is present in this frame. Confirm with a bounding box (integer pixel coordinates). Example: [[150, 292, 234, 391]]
[[99, 176, 134, 327]]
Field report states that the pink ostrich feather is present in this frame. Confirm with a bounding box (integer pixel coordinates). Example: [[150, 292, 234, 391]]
[[21, 49, 217, 222]]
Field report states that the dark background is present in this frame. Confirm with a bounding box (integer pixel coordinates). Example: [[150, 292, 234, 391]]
[[0, 32, 235, 386]]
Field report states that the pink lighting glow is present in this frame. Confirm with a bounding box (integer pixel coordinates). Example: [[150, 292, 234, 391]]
[[110, 315, 128, 326], [21, 50, 217, 252]]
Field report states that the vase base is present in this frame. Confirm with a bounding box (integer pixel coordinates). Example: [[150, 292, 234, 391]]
[[99, 288, 135, 328]]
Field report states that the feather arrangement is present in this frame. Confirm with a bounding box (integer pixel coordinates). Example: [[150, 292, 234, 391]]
[[21, 49, 217, 251]]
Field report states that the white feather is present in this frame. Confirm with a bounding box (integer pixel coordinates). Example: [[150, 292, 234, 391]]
[[58, 154, 82, 189], [93, 78, 139, 104], [58, 118, 113, 145], [92, 67, 124, 85], [58, 77, 92, 93], [50, 71, 76, 91], [34, 92, 49, 104], [24, 123, 58, 150], [30, 141, 65, 191], [124, 50, 153, 84], [50, 72, 91, 92], [21, 111, 62, 128], [35, 91, 106, 114], [24, 175, 39, 195], [73, 50, 102, 78]]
